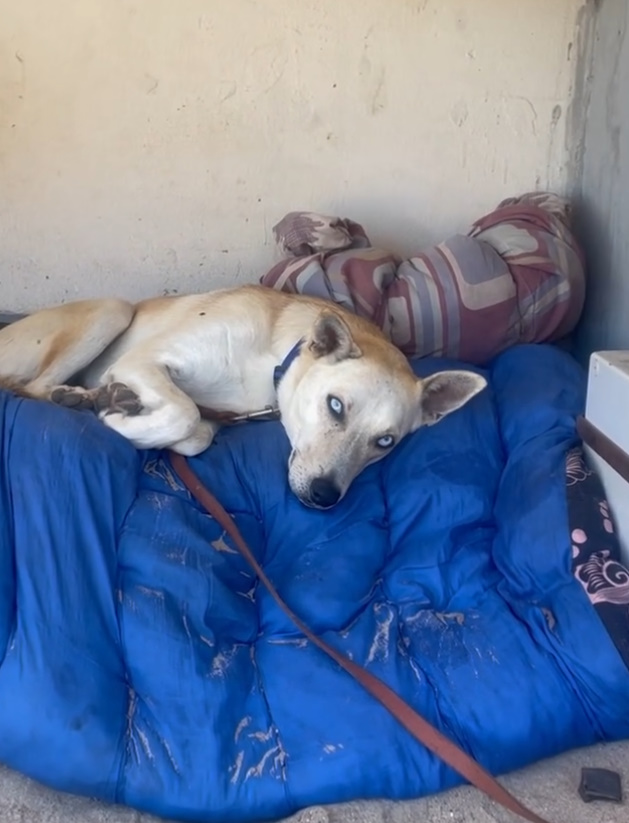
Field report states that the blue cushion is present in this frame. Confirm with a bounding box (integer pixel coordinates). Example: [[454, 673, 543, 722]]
[[0, 344, 627, 822]]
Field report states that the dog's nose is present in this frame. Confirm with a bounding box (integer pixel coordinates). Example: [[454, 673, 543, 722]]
[[308, 477, 341, 509]]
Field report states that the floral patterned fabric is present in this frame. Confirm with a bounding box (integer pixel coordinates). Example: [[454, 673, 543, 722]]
[[567, 447, 629, 668]]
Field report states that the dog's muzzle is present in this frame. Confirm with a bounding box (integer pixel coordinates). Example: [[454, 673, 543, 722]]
[[288, 450, 342, 509]]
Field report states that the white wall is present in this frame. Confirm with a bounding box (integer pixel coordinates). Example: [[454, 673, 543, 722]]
[[0, 0, 583, 312]]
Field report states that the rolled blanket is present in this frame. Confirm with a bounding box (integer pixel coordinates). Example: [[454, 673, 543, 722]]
[[260, 193, 586, 364]]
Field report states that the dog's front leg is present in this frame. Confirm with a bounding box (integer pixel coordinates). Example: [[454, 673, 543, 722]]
[[169, 419, 219, 456], [98, 360, 216, 456]]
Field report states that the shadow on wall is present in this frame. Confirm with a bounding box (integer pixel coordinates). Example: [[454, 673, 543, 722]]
[[574, 0, 629, 364], [573, 196, 623, 364]]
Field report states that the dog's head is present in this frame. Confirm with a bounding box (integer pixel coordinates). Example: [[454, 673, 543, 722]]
[[277, 311, 487, 509]]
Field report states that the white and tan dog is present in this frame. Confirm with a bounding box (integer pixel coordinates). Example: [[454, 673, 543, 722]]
[[0, 285, 486, 508]]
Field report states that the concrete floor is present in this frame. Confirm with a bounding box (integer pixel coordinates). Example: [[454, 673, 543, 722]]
[[1, 740, 626, 823]]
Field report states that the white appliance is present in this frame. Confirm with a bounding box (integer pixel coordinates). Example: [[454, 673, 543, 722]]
[[584, 351, 629, 565]]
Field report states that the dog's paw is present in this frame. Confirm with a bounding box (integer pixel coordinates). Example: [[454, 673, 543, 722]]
[[50, 385, 96, 411], [95, 382, 143, 416]]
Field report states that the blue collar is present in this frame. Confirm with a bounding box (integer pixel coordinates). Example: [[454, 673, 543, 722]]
[[273, 340, 303, 389]]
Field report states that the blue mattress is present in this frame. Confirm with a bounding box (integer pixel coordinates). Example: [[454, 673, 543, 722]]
[[0, 344, 627, 822]]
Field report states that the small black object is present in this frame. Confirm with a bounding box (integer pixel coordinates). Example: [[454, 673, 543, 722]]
[[578, 767, 623, 803]]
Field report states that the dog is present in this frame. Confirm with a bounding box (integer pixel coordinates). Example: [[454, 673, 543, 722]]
[[0, 285, 486, 508]]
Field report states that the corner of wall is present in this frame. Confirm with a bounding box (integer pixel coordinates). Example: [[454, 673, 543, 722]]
[[573, 0, 629, 363], [565, 0, 599, 203], [561, 2, 599, 367]]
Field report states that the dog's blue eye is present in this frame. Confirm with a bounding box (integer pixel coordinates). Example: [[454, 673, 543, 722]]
[[327, 395, 344, 418], [376, 435, 394, 449]]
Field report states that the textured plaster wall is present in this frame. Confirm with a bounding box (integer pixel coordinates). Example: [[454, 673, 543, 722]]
[[0, 0, 583, 312]]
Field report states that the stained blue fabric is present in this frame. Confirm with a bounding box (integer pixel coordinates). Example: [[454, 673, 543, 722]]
[[0, 344, 627, 822]]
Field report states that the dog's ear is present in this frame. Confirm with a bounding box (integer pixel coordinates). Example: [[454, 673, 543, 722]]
[[414, 370, 487, 428], [308, 311, 362, 361]]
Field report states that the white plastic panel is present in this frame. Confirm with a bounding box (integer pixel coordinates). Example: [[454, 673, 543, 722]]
[[584, 351, 629, 565]]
